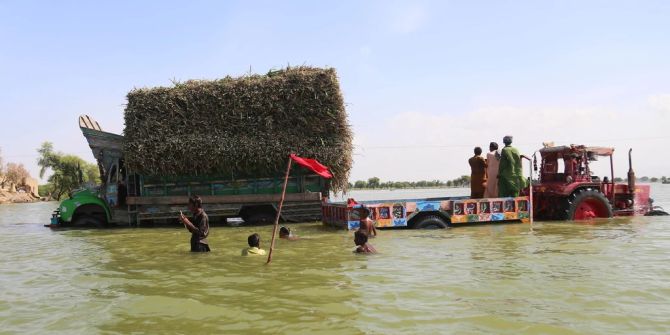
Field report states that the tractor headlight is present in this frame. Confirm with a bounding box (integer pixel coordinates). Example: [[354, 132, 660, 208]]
[[60, 206, 67, 213]]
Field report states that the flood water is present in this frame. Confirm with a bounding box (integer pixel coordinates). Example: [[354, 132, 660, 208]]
[[1, 185, 670, 334]]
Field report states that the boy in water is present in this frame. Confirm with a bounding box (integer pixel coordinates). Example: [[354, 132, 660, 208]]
[[279, 226, 299, 240], [354, 230, 377, 254], [358, 217, 377, 237], [242, 233, 266, 256]]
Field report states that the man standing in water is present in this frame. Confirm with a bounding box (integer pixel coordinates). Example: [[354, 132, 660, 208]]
[[498, 136, 526, 197], [178, 195, 211, 252], [468, 147, 487, 199], [485, 142, 501, 198]]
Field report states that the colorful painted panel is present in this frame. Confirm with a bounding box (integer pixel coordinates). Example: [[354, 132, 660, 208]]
[[451, 197, 529, 224], [416, 201, 441, 212]]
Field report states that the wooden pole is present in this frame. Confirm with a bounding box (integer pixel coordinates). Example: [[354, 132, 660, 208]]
[[528, 157, 534, 229], [267, 155, 293, 264]]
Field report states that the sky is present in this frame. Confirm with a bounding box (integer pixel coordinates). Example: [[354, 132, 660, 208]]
[[1, 0, 669, 184]]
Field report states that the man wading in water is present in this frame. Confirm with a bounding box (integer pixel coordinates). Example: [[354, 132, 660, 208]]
[[178, 195, 211, 252]]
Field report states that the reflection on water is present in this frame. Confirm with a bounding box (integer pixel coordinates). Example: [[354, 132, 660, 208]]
[[1, 186, 670, 334]]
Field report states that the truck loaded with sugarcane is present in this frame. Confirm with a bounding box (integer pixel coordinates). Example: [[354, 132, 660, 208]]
[[49, 67, 352, 227]]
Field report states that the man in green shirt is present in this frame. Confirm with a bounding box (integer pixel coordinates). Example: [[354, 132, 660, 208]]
[[498, 136, 526, 197]]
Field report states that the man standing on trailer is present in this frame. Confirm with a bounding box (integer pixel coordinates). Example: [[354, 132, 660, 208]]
[[498, 136, 526, 197], [469, 147, 487, 199], [484, 142, 501, 198]]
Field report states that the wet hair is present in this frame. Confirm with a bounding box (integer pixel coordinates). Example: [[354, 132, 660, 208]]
[[279, 226, 290, 237], [489, 142, 499, 151], [248, 233, 260, 248], [503, 136, 513, 145], [474, 147, 482, 155], [354, 230, 368, 246], [188, 195, 202, 209]]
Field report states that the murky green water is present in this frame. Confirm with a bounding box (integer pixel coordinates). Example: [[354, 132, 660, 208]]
[[1, 186, 670, 334]]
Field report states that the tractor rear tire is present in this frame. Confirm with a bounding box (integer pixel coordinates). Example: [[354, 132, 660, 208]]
[[413, 215, 449, 229], [565, 189, 613, 221]]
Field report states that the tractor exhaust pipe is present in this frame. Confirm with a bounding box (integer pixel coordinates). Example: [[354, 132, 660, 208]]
[[628, 149, 635, 195]]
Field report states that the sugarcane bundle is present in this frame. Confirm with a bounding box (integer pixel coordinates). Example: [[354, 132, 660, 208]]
[[123, 66, 352, 192]]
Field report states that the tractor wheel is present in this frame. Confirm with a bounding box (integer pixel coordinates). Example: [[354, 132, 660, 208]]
[[412, 215, 449, 229], [564, 189, 613, 221]]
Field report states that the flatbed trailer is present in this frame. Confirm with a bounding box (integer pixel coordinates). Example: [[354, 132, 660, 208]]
[[322, 195, 530, 230]]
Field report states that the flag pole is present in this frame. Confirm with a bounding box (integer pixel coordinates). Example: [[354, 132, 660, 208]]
[[267, 154, 293, 264]]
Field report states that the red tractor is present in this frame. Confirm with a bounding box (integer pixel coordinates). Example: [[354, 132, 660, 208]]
[[531, 145, 667, 220]]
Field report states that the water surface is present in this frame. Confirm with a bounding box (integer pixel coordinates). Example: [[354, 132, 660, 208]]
[[1, 186, 669, 334]]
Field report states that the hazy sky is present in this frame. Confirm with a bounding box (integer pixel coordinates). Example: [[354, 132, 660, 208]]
[[1, 0, 669, 183]]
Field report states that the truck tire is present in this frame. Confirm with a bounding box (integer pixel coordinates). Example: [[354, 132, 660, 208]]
[[244, 212, 276, 225], [565, 189, 613, 220], [413, 215, 449, 229], [72, 215, 106, 228]]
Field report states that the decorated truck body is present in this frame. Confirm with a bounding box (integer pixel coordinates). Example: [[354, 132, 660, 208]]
[[50, 116, 327, 227]]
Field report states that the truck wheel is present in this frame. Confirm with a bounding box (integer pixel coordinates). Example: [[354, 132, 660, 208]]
[[565, 189, 613, 220], [244, 213, 276, 225], [72, 215, 106, 228], [413, 215, 449, 229]]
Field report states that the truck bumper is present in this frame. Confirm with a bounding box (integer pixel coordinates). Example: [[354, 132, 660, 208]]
[[46, 210, 62, 228]]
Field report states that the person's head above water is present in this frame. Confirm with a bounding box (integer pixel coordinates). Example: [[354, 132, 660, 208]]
[[489, 142, 499, 152], [188, 195, 202, 213], [354, 230, 368, 246], [474, 147, 482, 155], [503, 136, 513, 146], [279, 226, 291, 238], [248, 233, 260, 248]]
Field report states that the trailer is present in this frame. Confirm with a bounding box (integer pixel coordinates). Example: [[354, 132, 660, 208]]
[[323, 196, 531, 229]]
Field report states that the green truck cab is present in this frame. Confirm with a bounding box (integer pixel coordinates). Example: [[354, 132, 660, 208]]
[[50, 115, 328, 227], [51, 189, 112, 227]]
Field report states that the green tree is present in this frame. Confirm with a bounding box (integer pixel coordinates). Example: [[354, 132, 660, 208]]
[[662, 176, 667, 183], [639, 176, 649, 182], [354, 180, 367, 188], [37, 142, 100, 200], [650, 177, 659, 183], [367, 177, 380, 189], [613, 177, 623, 183]]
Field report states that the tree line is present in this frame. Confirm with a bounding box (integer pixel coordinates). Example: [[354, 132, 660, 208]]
[[613, 176, 669, 183], [348, 176, 472, 190], [349, 176, 669, 190]]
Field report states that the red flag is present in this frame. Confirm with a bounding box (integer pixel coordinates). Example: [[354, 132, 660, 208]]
[[290, 154, 333, 179]]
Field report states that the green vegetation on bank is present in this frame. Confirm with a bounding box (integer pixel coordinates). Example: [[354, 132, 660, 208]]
[[349, 175, 670, 190], [37, 142, 100, 200], [349, 176, 472, 190]]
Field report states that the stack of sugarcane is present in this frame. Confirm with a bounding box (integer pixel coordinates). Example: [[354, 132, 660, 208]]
[[123, 66, 352, 192]]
